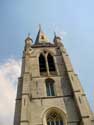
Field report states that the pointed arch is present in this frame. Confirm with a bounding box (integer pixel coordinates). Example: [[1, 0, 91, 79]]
[[42, 107, 67, 125], [47, 53, 56, 72], [39, 54, 47, 73]]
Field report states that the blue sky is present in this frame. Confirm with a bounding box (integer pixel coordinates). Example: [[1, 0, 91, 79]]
[[0, 0, 94, 125]]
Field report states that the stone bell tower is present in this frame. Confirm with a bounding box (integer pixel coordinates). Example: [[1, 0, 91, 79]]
[[14, 27, 94, 125]]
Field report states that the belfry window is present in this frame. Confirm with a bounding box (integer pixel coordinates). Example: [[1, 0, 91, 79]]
[[41, 35, 44, 40], [47, 54, 56, 72], [45, 79, 55, 96], [47, 111, 63, 125], [39, 54, 47, 73]]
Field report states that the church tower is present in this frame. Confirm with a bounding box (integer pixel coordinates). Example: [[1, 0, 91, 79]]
[[14, 27, 94, 125]]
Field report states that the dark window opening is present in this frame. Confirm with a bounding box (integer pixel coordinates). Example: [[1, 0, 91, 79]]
[[39, 54, 47, 73], [46, 79, 55, 96], [47, 54, 56, 72]]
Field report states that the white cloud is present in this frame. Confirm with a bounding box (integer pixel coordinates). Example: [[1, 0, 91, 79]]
[[0, 58, 21, 125]]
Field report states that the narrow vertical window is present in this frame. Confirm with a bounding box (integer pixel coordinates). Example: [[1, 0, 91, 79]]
[[47, 54, 56, 72], [46, 79, 55, 96], [39, 54, 47, 73]]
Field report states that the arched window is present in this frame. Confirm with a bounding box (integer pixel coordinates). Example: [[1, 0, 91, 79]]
[[45, 79, 55, 96], [47, 54, 56, 72], [39, 54, 47, 73], [47, 111, 63, 125]]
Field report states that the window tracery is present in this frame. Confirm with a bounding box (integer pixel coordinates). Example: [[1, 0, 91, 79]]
[[47, 111, 63, 125]]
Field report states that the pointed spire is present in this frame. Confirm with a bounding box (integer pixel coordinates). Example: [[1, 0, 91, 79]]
[[35, 25, 49, 44], [39, 24, 42, 31], [53, 32, 61, 40], [54, 32, 56, 37]]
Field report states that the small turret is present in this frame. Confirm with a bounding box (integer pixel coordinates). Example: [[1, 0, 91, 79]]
[[23, 35, 33, 57], [25, 34, 33, 48], [53, 33, 64, 47]]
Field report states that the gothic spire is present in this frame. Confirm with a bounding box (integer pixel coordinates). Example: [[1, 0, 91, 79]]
[[35, 25, 49, 44]]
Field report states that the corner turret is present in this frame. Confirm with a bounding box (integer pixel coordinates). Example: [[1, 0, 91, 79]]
[[25, 35, 33, 48], [53, 33, 64, 47], [23, 35, 33, 57]]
